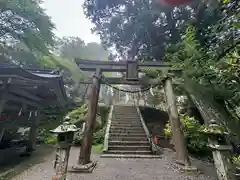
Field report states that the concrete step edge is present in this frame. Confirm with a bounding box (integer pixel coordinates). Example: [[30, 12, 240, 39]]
[[100, 154, 162, 158]]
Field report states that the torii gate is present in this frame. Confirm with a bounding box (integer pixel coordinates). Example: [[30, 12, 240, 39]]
[[73, 59, 193, 171]]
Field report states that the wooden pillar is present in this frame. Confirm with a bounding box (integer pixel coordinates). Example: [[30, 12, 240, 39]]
[[0, 99, 6, 142], [78, 69, 101, 165], [0, 127, 5, 143], [27, 110, 40, 152], [163, 77, 191, 167]]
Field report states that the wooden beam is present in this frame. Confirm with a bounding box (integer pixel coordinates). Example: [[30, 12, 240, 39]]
[[80, 78, 139, 85], [8, 87, 42, 102], [78, 64, 126, 72], [6, 93, 41, 107], [75, 59, 126, 66], [76, 59, 173, 72], [79, 77, 182, 85], [0, 75, 47, 85], [75, 59, 171, 67]]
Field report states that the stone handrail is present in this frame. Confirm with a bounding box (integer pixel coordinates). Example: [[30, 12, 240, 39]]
[[136, 106, 158, 154], [103, 105, 114, 152]]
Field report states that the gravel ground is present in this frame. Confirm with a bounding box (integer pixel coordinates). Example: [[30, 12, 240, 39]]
[[10, 147, 217, 180]]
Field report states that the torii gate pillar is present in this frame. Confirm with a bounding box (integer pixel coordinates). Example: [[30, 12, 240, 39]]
[[163, 76, 196, 170]]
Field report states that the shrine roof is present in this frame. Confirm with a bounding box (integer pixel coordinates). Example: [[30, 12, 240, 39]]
[[0, 64, 68, 109]]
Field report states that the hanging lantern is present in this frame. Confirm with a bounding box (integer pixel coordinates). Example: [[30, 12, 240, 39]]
[[159, 0, 194, 6]]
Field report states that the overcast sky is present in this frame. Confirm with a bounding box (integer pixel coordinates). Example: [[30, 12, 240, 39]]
[[41, 0, 101, 43]]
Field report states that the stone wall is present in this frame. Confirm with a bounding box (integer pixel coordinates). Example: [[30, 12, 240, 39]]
[[140, 107, 175, 150]]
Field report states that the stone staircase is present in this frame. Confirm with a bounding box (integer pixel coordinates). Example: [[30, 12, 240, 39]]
[[101, 105, 160, 158]]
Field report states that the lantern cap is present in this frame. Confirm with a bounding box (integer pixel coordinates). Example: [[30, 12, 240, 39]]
[[50, 121, 80, 133]]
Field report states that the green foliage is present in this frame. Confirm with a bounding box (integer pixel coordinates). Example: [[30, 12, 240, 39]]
[[164, 115, 210, 156], [163, 123, 172, 138], [65, 104, 88, 123], [92, 127, 105, 145], [56, 37, 109, 61], [232, 155, 240, 166], [0, 0, 55, 65], [70, 105, 110, 146], [44, 135, 57, 144]]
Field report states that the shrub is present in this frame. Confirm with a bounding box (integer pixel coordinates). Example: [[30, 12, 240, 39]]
[[232, 155, 240, 166], [67, 104, 109, 146], [163, 123, 172, 138], [73, 132, 83, 145], [164, 114, 210, 156], [72, 128, 106, 146], [92, 127, 106, 145], [65, 104, 88, 123]]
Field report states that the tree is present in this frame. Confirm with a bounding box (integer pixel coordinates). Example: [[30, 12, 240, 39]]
[[84, 0, 240, 139], [83, 0, 222, 60], [55, 36, 109, 61], [0, 0, 55, 65]]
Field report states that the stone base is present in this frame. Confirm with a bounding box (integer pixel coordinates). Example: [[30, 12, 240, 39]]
[[69, 161, 97, 173], [175, 160, 197, 172]]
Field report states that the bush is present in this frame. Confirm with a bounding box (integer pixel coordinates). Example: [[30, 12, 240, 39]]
[[65, 104, 88, 123], [164, 114, 210, 156], [164, 123, 172, 138], [73, 128, 106, 146], [92, 128, 106, 145], [67, 104, 109, 146], [73, 132, 84, 145], [232, 155, 240, 166]]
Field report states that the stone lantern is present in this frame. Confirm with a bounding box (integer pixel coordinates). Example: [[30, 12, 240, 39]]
[[50, 122, 79, 180], [202, 119, 235, 180]]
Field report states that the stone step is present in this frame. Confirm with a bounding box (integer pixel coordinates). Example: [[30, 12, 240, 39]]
[[110, 123, 142, 127], [114, 107, 136, 109], [109, 136, 148, 141], [101, 154, 161, 158], [108, 141, 149, 146], [112, 118, 140, 121], [109, 130, 145, 134], [114, 110, 137, 112], [113, 115, 140, 120], [108, 145, 150, 151], [113, 119, 140, 122], [110, 125, 143, 129], [111, 122, 142, 125], [110, 127, 144, 130], [103, 150, 152, 155], [114, 112, 138, 114], [114, 114, 138, 116], [113, 120, 140, 123], [110, 133, 146, 137]]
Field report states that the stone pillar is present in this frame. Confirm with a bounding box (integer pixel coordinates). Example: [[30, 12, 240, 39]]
[[163, 77, 193, 168], [203, 120, 235, 180], [27, 110, 40, 152], [51, 122, 79, 180]]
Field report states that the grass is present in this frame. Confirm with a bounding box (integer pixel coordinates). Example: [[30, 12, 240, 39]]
[[92, 144, 103, 153]]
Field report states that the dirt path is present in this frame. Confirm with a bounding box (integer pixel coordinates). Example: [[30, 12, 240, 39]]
[[0, 145, 55, 180], [9, 147, 217, 180]]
